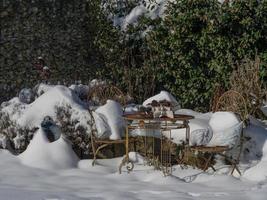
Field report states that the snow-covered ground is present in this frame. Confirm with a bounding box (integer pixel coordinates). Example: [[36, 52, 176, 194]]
[[1, 83, 267, 199], [0, 147, 267, 200]]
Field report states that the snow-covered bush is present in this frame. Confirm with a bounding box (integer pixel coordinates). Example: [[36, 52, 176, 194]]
[[55, 105, 91, 156], [69, 84, 90, 101], [33, 83, 55, 97], [0, 111, 36, 152]]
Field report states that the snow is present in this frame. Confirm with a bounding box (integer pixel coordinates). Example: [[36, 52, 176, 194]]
[[2, 85, 91, 130], [0, 148, 266, 200], [208, 112, 242, 147], [1, 84, 267, 199], [121, 0, 170, 30], [95, 100, 125, 140], [34, 83, 55, 97], [19, 128, 79, 170], [261, 104, 267, 117], [242, 121, 267, 182], [122, 5, 147, 30], [69, 84, 89, 99], [120, 0, 226, 30], [163, 118, 213, 146], [143, 91, 180, 110]]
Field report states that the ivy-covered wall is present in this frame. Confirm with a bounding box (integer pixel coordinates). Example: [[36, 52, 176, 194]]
[[1, 0, 113, 101]]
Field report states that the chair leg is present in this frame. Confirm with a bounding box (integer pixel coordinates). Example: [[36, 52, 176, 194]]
[[230, 163, 241, 176], [91, 138, 97, 166], [203, 154, 213, 171], [92, 144, 110, 166]]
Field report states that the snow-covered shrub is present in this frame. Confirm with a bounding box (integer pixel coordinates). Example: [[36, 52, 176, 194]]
[[18, 88, 35, 104], [69, 84, 89, 101], [32, 83, 55, 97], [55, 105, 91, 156], [0, 111, 36, 153]]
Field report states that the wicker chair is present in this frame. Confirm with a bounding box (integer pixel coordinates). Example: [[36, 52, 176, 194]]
[[215, 90, 249, 174], [184, 90, 248, 174], [87, 84, 133, 169], [88, 84, 127, 106]]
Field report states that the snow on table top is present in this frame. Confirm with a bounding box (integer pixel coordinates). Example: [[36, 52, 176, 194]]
[[143, 91, 180, 109]]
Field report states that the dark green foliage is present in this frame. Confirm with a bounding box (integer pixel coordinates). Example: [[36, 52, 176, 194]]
[[98, 16, 160, 103], [146, 0, 267, 110], [1, 0, 267, 111], [1, 0, 116, 100]]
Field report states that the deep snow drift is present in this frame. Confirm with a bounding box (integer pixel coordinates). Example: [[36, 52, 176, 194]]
[[19, 128, 79, 170]]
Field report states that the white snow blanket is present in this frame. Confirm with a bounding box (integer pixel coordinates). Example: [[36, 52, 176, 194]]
[[120, 0, 170, 30], [143, 91, 180, 110], [208, 112, 242, 148], [243, 121, 267, 181], [116, 0, 228, 30], [95, 100, 125, 140], [69, 84, 90, 98], [19, 128, 79, 170], [2, 85, 91, 130], [261, 104, 267, 117], [34, 83, 55, 97], [163, 118, 212, 146]]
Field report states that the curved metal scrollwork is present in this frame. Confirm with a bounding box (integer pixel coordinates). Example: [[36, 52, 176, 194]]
[[119, 156, 134, 174]]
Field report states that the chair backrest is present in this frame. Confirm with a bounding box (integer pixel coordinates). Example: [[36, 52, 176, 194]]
[[88, 84, 127, 140], [215, 90, 249, 123], [88, 84, 127, 106]]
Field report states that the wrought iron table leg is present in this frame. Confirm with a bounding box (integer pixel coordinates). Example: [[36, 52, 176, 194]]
[[119, 125, 134, 173]]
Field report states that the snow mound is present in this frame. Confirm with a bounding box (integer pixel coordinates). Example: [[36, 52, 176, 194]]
[[69, 84, 89, 100], [208, 112, 242, 147], [143, 91, 180, 109], [33, 83, 55, 97], [95, 100, 125, 140], [165, 118, 212, 146], [19, 129, 79, 170], [15, 85, 89, 128], [261, 105, 267, 117], [243, 122, 267, 182]]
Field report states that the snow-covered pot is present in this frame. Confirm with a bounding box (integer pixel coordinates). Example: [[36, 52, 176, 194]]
[[41, 116, 61, 142], [19, 88, 35, 104]]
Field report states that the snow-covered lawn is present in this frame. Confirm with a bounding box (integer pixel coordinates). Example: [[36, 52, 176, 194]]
[[0, 148, 267, 200]]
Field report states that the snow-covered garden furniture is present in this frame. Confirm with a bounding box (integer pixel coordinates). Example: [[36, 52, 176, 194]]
[[186, 90, 248, 174], [87, 84, 127, 106], [215, 90, 249, 160], [87, 85, 131, 166], [121, 112, 194, 175]]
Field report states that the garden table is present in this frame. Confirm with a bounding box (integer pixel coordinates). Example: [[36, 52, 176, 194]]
[[119, 113, 194, 175]]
